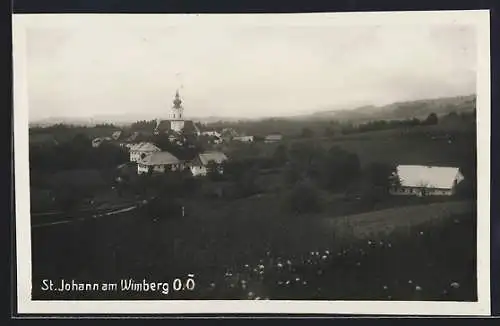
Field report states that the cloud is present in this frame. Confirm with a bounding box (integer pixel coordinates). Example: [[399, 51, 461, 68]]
[[23, 16, 477, 121]]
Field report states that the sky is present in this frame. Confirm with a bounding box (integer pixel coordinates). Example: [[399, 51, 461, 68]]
[[20, 14, 478, 122]]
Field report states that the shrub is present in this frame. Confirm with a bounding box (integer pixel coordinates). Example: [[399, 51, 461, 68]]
[[319, 146, 361, 191], [234, 167, 260, 198], [288, 180, 322, 214], [144, 196, 184, 220], [364, 162, 398, 192]]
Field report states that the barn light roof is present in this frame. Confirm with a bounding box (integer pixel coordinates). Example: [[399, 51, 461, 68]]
[[396, 165, 464, 190]]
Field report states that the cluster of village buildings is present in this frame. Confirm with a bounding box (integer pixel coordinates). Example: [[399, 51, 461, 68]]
[[91, 90, 466, 196], [128, 142, 228, 177], [91, 90, 284, 178]]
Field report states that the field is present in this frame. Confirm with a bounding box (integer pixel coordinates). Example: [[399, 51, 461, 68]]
[[29, 120, 477, 301], [225, 123, 476, 169], [31, 195, 476, 300]]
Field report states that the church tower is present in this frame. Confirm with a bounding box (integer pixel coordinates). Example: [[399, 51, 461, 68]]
[[170, 89, 185, 133]]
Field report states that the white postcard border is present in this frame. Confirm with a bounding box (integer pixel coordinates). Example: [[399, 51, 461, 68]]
[[13, 10, 491, 316]]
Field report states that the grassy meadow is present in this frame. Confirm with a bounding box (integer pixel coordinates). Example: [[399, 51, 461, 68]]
[[29, 116, 477, 301]]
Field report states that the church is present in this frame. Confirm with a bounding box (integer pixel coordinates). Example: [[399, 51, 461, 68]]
[[154, 90, 199, 136]]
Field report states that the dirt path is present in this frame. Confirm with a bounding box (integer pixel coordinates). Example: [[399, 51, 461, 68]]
[[31, 205, 139, 229], [323, 200, 475, 240]]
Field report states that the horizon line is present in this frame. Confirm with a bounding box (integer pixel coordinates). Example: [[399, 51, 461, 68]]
[[28, 93, 476, 125]]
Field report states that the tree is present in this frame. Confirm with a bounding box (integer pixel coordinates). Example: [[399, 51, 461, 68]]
[[272, 144, 288, 167], [364, 162, 398, 192], [319, 146, 361, 191], [206, 161, 224, 181], [410, 118, 421, 126], [301, 127, 314, 138], [283, 162, 302, 185], [288, 180, 322, 214], [424, 113, 438, 125], [324, 127, 335, 137], [235, 167, 260, 198], [144, 195, 183, 220]]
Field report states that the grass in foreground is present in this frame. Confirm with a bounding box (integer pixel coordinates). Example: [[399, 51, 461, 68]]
[[31, 197, 476, 301]]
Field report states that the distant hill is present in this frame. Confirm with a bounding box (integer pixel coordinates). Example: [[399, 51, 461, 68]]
[[308, 95, 476, 122], [29, 94, 476, 128], [30, 116, 133, 127], [30, 115, 252, 128]]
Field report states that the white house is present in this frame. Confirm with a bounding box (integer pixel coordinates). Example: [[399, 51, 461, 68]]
[[201, 130, 222, 138], [265, 134, 283, 143], [111, 131, 122, 140], [233, 135, 254, 143], [137, 151, 184, 175], [92, 137, 113, 148], [92, 138, 104, 148], [190, 151, 228, 177], [390, 165, 465, 196], [129, 142, 161, 162], [126, 131, 140, 142], [213, 137, 223, 144]]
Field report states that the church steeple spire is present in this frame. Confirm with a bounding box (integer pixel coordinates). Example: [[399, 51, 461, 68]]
[[173, 89, 182, 109], [170, 88, 185, 133]]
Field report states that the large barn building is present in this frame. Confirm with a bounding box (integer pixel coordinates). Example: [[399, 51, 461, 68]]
[[390, 165, 465, 196]]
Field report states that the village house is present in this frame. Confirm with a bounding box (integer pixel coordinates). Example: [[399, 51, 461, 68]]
[[137, 151, 184, 175], [111, 130, 122, 140], [125, 131, 140, 142], [222, 127, 238, 136], [390, 165, 465, 196], [200, 130, 222, 138], [168, 134, 177, 143], [129, 142, 161, 162], [91, 137, 113, 148], [233, 135, 254, 143], [92, 138, 104, 148], [264, 134, 283, 143], [190, 151, 228, 177]]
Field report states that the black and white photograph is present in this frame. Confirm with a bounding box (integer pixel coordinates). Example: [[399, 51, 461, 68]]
[[13, 11, 491, 315]]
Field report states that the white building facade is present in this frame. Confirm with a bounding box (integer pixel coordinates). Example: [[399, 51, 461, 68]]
[[129, 142, 161, 162], [190, 151, 228, 177], [233, 136, 254, 143]]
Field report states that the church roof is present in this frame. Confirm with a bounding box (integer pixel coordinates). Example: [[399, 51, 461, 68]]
[[155, 119, 197, 134], [156, 120, 172, 132]]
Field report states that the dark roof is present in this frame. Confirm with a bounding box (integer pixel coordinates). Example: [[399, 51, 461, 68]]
[[157, 120, 172, 132], [156, 119, 197, 134], [183, 120, 198, 134]]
